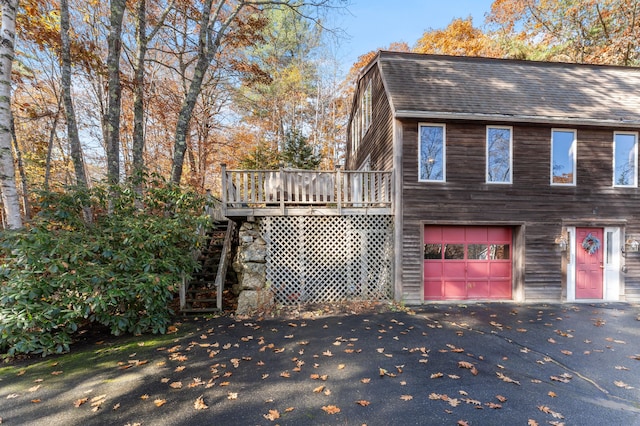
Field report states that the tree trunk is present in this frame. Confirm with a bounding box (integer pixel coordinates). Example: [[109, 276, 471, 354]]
[[105, 0, 126, 186], [44, 97, 62, 190], [0, 0, 22, 229], [60, 0, 89, 188], [10, 115, 30, 220], [132, 0, 174, 185], [131, 0, 146, 183], [170, 0, 243, 184]]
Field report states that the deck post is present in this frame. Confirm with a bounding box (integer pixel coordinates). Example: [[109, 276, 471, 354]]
[[221, 164, 227, 216], [336, 166, 342, 214], [279, 166, 285, 215]]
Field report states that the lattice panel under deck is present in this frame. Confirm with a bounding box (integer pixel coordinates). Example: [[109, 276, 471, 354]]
[[262, 215, 393, 305]]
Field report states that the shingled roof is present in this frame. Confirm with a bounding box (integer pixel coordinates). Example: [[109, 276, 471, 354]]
[[373, 51, 640, 128]]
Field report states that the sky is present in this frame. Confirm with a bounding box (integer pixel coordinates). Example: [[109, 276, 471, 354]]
[[335, 0, 496, 70]]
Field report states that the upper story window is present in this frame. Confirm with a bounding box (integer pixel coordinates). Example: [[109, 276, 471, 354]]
[[361, 81, 372, 136], [613, 131, 638, 187], [350, 81, 372, 157], [486, 126, 512, 184], [551, 129, 577, 185], [419, 123, 445, 182]]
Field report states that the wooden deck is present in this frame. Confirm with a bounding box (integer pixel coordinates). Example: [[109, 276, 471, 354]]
[[221, 165, 393, 217]]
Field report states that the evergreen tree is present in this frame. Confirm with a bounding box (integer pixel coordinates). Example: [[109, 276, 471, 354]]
[[281, 130, 321, 169]]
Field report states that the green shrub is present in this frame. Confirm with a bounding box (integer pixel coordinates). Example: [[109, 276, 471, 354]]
[[0, 178, 210, 357]]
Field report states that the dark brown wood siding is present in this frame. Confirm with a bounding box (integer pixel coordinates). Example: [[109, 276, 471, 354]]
[[346, 66, 393, 171], [400, 120, 640, 303]]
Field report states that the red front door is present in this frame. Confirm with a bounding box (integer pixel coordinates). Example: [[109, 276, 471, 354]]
[[575, 227, 604, 299], [424, 226, 512, 300]]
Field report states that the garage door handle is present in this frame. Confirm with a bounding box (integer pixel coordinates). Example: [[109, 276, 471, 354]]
[[600, 264, 604, 269]]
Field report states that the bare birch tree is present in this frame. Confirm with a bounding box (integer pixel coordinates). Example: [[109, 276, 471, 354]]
[[0, 0, 22, 229]]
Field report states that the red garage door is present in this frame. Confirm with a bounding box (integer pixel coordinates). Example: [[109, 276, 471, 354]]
[[424, 226, 512, 300]]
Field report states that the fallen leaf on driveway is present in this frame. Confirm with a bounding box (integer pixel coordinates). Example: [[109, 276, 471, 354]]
[[154, 399, 167, 407], [322, 405, 340, 414], [400, 395, 413, 401], [496, 372, 520, 385], [538, 405, 564, 419], [356, 400, 370, 406], [263, 409, 279, 421], [194, 396, 208, 410], [614, 381, 634, 389], [74, 398, 88, 408], [458, 361, 479, 375]]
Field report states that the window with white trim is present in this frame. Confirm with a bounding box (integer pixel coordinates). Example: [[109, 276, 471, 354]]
[[350, 81, 372, 157], [419, 123, 445, 182], [613, 131, 638, 187], [486, 126, 512, 184], [551, 129, 577, 185]]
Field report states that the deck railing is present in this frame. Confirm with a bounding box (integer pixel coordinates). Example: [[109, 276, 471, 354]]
[[221, 165, 393, 216]]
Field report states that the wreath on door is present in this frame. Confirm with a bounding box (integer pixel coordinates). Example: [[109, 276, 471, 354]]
[[581, 233, 601, 255]]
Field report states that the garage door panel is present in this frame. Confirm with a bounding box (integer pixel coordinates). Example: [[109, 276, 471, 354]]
[[467, 262, 489, 278], [489, 262, 511, 278], [443, 280, 467, 298], [488, 227, 511, 241], [466, 227, 488, 240], [443, 262, 465, 278], [467, 281, 490, 298], [490, 280, 512, 298], [424, 262, 443, 277], [424, 280, 443, 299], [443, 227, 465, 240]]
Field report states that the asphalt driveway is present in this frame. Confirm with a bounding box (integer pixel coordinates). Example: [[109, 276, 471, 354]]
[[1, 302, 639, 425]]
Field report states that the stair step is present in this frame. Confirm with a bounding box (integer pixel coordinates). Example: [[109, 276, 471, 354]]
[[180, 308, 221, 313], [186, 298, 218, 303], [186, 288, 216, 294]]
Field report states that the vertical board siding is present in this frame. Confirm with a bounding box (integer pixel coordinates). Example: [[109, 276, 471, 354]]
[[347, 67, 394, 172], [400, 120, 640, 303]]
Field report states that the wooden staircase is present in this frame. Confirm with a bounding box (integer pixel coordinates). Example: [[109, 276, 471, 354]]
[[179, 219, 236, 313]]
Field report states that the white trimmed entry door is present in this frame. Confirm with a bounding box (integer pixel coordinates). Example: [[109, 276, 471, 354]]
[[566, 226, 621, 301], [423, 226, 513, 300]]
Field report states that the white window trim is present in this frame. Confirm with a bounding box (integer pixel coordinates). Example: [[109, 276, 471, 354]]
[[613, 131, 638, 188], [550, 128, 577, 186], [486, 125, 513, 184], [418, 123, 446, 183]]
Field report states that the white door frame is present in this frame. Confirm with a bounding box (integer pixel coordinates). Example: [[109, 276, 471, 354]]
[[566, 226, 621, 302]]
